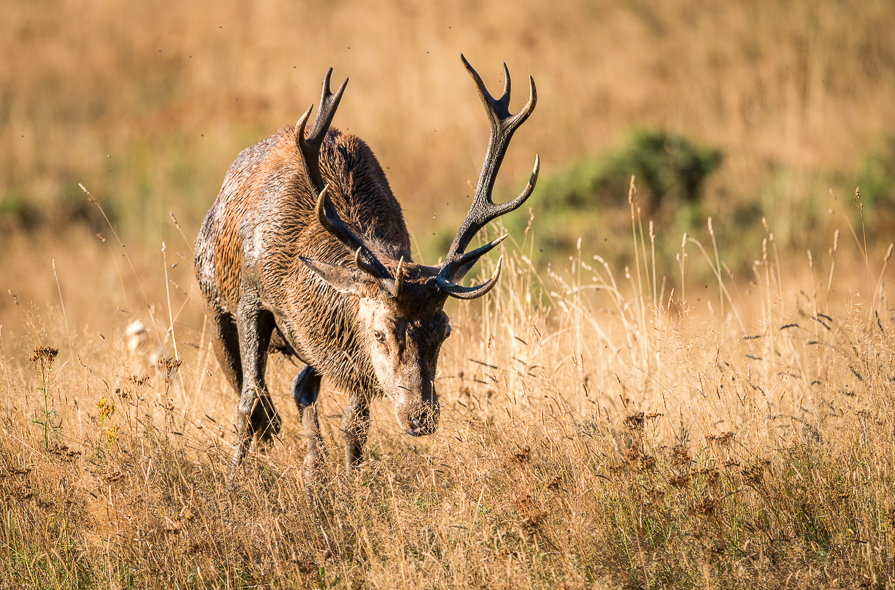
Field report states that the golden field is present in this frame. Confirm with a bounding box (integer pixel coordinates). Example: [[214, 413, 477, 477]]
[[2, 0, 895, 587], [2, 218, 895, 588]]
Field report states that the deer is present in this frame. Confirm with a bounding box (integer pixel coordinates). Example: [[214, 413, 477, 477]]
[[194, 55, 538, 478]]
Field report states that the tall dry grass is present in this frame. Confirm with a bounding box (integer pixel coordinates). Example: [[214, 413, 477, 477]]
[[3, 0, 894, 344], [1, 186, 893, 587]]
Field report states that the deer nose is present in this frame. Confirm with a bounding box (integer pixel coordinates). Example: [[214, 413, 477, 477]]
[[404, 400, 440, 437]]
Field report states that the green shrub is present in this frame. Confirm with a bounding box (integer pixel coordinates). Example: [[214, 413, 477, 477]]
[[830, 135, 895, 240], [541, 130, 723, 211], [855, 135, 895, 211]]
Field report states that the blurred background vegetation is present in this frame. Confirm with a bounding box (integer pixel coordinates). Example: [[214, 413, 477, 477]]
[[1, 0, 894, 340]]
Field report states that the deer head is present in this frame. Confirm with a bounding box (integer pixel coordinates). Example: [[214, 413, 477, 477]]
[[299, 55, 539, 437]]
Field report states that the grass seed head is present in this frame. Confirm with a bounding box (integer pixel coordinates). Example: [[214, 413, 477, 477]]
[[29, 346, 58, 378], [29, 346, 58, 365], [741, 463, 765, 486], [690, 496, 717, 516], [511, 445, 531, 464], [157, 356, 182, 379], [670, 472, 693, 487], [706, 431, 735, 445], [623, 411, 645, 431], [671, 443, 691, 468]]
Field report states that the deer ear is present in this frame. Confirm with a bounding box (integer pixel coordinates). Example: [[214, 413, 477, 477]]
[[299, 257, 366, 295]]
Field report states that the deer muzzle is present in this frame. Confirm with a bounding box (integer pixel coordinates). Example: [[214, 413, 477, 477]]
[[394, 386, 440, 437]]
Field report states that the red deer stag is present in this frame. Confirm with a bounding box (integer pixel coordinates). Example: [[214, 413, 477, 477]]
[[194, 55, 538, 474]]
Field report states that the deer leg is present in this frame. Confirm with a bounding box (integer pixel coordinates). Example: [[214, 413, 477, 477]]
[[292, 365, 326, 477], [209, 310, 242, 395], [233, 305, 279, 466], [342, 393, 371, 469]]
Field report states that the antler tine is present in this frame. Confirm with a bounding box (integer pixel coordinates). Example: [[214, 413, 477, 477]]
[[443, 55, 538, 279], [438, 255, 504, 300], [394, 256, 405, 297], [296, 68, 349, 195], [353, 248, 399, 296], [436, 234, 507, 286], [316, 186, 394, 291]]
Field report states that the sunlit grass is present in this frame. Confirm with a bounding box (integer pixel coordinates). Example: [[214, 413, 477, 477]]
[[1, 187, 893, 587]]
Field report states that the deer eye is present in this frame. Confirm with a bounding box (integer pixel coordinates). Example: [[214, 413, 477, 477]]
[[373, 330, 386, 344]]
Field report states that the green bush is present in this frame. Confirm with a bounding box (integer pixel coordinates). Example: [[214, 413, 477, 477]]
[[830, 135, 895, 240], [541, 130, 723, 211], [856, 135, 895, 211]]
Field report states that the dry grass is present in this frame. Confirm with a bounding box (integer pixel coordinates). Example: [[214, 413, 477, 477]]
[[1, 195, 894, 588]]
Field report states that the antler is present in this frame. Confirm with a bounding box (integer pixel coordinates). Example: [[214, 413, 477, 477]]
[[437, 253, 504, 300], [316, 187, 403, 297], [296, 68, 349, 195], [300, 70, 405, 297], [435, 55, 539, 296]]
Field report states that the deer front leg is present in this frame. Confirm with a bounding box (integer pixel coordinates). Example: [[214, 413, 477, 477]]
[[292, 365, 326, 479], [233, 305, 278, 466], [342, 392, 371, 469]]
